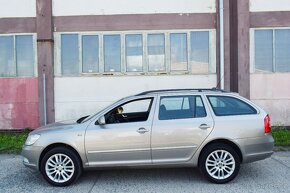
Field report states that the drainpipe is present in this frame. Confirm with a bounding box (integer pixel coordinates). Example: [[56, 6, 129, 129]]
[[219, 0, 224, 89], [43, 73, 47, 125]]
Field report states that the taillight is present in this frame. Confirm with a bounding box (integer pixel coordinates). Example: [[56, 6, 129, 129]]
[[264, 114, 271, 133]]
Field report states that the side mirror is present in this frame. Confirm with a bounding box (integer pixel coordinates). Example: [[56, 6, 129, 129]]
[[97, 116, 106, 125]]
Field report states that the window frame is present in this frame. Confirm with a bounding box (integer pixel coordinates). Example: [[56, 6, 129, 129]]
[[0, 33, 37, 78], [206, 95, 258, 117], [250, 27, 290, 74], [103, 97, 154, 125], [158, 95, 207, 121], [54, 29, 216, 76]]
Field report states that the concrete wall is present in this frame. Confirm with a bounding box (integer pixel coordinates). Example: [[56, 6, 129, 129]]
[[0, 0, 36, 17], [250, 0, 290, 12], [250, 73, 290, 126], [52, 0, 216, 16], [54, 75, 217, 121], [0, 78, 39, 129]]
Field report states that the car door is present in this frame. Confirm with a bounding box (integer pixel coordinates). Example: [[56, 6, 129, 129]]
[[85, 96, 155, 166], [151, 94, 214, 163]]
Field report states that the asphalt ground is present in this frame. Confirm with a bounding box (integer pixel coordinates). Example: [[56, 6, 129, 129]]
[[0, 152, 289, 193]]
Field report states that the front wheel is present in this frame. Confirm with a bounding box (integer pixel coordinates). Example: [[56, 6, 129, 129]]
[[40, 147, 82, 186], [199, 143, 240, 184]]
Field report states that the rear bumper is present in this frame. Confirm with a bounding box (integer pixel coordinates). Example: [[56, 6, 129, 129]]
[[21, 145, 43, 170], [234, 134, 274, 163]]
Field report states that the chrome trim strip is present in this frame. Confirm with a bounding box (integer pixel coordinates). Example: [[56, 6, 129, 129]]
[[87, 145, 197, 154]]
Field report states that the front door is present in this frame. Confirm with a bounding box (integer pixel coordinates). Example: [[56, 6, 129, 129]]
[[85, 97, 155, 166], [151, 94, 214, 163]]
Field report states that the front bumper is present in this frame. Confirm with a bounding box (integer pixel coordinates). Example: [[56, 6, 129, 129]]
[[21, 145, 43, 170], [234, 134, 274, 163]]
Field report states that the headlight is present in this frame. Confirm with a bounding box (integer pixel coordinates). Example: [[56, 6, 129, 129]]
[[25, 134, 40, 146]]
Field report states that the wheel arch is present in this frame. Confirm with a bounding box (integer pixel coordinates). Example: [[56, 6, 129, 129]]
[[198, 138, 243, 167], [38, 143, 83, 172]]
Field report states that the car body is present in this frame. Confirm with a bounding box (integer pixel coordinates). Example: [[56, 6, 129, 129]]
[[22, 88, 274, 186]]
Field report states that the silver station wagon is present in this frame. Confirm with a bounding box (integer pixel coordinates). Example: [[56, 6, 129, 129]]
[[22, 88, 274, 186]]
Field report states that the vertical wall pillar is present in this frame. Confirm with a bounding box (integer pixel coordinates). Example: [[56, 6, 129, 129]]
[[36, 0, 55, 125], [227, 0, 250, 98], [223, 0, 231, 91]]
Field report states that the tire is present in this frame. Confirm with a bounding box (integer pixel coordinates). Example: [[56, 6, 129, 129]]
[[199, 143, 240, 184], [40, 147, 82, 186]]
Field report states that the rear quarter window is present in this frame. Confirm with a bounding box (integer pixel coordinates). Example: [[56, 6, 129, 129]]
[[207, 95, 257, 116]]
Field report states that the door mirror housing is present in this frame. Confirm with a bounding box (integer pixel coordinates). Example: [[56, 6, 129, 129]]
[[97, 116, 106, 125]]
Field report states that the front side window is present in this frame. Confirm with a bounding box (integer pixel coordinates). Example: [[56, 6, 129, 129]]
[[207, 96, 257, 116], [105, 98, 153, 124], [159, 95, 206, 120], [0, 35, 34, 77]]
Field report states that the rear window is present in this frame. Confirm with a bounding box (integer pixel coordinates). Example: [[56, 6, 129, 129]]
[[207, 96, 257, 116], [159, 95, 206, 120]]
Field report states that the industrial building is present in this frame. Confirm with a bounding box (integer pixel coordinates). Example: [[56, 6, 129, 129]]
[[0, 0, 289, 129]]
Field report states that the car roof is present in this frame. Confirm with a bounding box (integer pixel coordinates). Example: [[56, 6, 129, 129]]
[[135, 88, 232, 96]]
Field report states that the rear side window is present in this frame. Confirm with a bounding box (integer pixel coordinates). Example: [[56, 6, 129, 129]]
[[207, 96, 257, 116], [159, 95, 206, 120]]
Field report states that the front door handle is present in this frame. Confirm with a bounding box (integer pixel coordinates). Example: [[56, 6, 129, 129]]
[[137, 127, 149, 134], [199, 124, 211, 130]]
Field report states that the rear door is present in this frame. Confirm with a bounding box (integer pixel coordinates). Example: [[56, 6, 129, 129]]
[[151, 94, 214, 163]]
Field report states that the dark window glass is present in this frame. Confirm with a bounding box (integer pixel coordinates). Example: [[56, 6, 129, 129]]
[[105, 98, 153, 124], [159, 96, 206, 120], [207, 96, 257, 116]]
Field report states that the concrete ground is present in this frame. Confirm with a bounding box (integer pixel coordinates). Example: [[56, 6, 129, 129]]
[[0, 152, 289, 193]]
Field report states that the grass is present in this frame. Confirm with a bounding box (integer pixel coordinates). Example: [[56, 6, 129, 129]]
[[272, 127, 290, 146], [0, 127, 289, 154], [0, 129, 30, 153]]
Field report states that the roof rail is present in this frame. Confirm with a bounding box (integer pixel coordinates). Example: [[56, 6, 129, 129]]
[[136, 87, 228, 96]]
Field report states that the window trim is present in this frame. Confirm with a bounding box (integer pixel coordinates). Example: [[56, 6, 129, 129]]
[[54, 29, 216, 76], [206, 95, 258, 117], [0, 33, 37, 78]]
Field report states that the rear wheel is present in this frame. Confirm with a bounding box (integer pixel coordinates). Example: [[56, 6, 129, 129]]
[[199, 143, 240, 184], [40, 147, 82, 186]]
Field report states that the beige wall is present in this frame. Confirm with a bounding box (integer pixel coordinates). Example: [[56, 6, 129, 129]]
[[250, 73, 290, 126]]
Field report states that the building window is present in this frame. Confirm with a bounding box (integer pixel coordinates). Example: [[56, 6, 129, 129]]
[[148, 34, 165, 72], [254, 29, 290, 73], [170, 33, 188, 71], [104, 35, 121, 72], [125, 34, 143, 72], [0, 34, 35, 77], [190, 31, 209, 74], [57, 30, 215, 75], [61, 34, 79, 75], [82, 35, 99, 73]]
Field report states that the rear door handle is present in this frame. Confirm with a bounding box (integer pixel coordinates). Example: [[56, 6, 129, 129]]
[[199, 124, 211, 129], [137, 127, 149, 134]]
